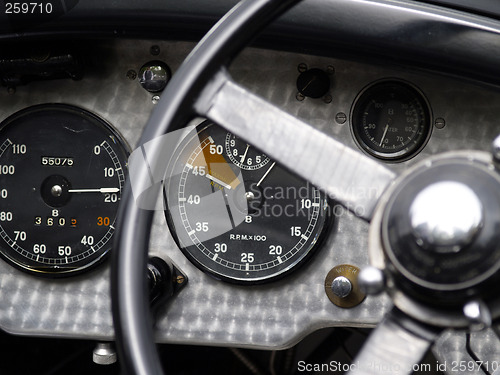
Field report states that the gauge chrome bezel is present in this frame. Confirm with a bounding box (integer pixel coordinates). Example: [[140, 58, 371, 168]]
[[350, 79, 433, 162], [0, 103, 130, 277], [163, 122, 333, 284]]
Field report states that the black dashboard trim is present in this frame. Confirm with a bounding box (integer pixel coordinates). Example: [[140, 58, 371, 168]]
[[2, 1, 500, 87]]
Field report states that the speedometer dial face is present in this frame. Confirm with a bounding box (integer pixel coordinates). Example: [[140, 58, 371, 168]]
[[0, 104, 129, 276], [351, 81, 432, 161], [164, 123, 331, 284]]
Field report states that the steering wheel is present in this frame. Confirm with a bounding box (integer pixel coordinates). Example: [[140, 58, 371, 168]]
[[112, 0, 500, 374]]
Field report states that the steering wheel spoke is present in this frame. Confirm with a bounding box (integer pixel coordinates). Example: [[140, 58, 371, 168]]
[[114, 0, 500, 374], [196, 71, 396, 220], [347, 308, 440, 375]]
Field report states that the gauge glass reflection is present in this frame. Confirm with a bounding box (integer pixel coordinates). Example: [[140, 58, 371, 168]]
[[164, 123, 331, 283], [0, 104, 129, 275], [351, 81, 432, 161]]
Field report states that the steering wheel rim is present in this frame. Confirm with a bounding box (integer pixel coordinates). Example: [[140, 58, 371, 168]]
[[112, 0, 500, 373], [111, 1, 302, 374]]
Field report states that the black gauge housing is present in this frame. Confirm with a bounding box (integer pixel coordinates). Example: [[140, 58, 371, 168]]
[[164, 122, 332, 284], [0, 104, 129, 276], [351, 80, 432, 162]]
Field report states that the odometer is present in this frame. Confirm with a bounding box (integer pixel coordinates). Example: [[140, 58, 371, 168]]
[[164, 123, 331, 284], [0, 104, 129, 276]]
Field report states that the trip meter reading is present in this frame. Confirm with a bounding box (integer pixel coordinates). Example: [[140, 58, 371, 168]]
[[164, 123, 331, 283], [0, 104, 129, 276], [351, 80, 432, 161]]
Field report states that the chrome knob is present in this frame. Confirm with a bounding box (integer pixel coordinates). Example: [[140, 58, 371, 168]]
[[358, 266, 385, 295], [139, 61, 171, 93], [93, 342, 117, 365], [409, 181, 483, 253], [331, 276, 352, 298]]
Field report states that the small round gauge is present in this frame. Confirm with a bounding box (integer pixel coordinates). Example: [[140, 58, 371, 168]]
[[164, 122, 331, 284], [351, 81, 432, 161], [225, 133, 270, 170], [0, 104, 129, 276]]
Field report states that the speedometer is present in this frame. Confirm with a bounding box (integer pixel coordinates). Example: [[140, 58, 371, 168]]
[[164, 122, 331, 283], [0, 104, 129, 276]]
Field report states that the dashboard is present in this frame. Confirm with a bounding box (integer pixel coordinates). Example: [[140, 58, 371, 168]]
[[0, 35, 498, 339], [2, 0, 500, 373]]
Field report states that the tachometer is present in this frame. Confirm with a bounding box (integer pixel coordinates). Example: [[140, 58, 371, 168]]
[[164, 122, 331, 283], [0, 104, 129, 276], [351, 80, 432, 161]]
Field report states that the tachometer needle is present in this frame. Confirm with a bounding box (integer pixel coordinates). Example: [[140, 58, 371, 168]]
[[68, 187, 120, 193], [206, 174, 232, 190], [256, 162, 276, 187]]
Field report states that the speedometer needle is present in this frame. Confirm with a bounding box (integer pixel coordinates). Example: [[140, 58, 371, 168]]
[[68, 187, 120, 193]]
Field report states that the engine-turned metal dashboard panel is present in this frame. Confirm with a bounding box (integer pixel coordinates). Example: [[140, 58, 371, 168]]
[[0, 38, 499, 348]]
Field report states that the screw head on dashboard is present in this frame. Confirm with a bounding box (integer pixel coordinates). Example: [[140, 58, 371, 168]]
[[297, 63, 308, 73], [296, 92, 305, 101], [150, 45, 161, 56], [434, 117, 446, 129], [335, 112, 347, 124], [126, 69, 137, 80]]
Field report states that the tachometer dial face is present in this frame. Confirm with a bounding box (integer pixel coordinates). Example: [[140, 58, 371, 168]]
[[351, 81, 432, 161], [0, 104, 129, 276], [164, 123, 331, 284]]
